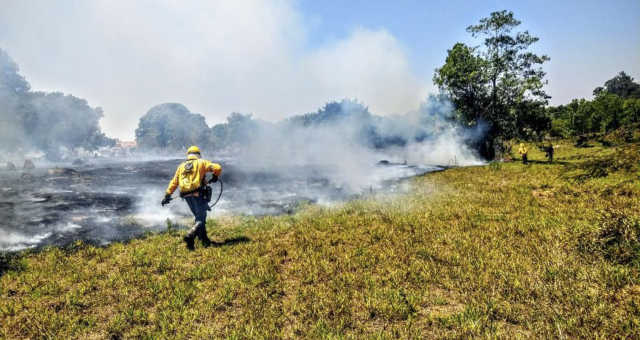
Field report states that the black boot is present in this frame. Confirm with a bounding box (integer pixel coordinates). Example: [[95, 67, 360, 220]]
[[183, 235, 195, 250], [196, 222, 211, 247], [184, 223, 198, 251]]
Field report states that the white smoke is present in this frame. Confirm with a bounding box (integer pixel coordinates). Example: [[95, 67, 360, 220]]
[[226, 97, 483, 193], [0, 1, 427, 140]]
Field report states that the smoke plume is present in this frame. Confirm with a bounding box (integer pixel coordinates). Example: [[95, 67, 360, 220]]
[[135, 96, 483, 194], [0, 1, 427, 140]]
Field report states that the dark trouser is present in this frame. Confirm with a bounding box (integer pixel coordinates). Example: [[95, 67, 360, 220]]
[[522, 153, 528, 164], [184, 195, 210, 242]]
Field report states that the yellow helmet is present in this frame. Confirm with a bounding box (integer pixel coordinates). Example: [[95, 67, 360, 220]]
[[187, 145, 201, 154]]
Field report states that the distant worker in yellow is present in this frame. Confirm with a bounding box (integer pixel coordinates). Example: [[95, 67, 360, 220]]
[[162, 146, 222, 250], [518, 143, 528, 165]]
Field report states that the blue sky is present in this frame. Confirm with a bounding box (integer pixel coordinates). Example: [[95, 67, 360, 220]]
[[298, 0, 640, 104]]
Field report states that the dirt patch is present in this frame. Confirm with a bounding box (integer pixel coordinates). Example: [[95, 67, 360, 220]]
[[532, 189, 554, 199]]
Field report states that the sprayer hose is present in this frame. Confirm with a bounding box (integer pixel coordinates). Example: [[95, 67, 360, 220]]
[[209, 178, 223, 209]]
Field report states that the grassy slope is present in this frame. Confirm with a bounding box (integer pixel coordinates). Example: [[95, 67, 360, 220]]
[[1, 141, 639, 339]]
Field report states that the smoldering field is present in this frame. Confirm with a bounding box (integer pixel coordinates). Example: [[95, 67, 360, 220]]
[[0, 156, 452, 252], [1, 84, 484, 252]]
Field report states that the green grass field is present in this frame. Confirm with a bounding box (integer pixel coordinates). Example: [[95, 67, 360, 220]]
[[1, 140, 639, 339]]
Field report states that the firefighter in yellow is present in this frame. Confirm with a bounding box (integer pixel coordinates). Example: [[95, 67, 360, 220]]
[[162, 146, 222, 250], [518, 143, 528, 165]]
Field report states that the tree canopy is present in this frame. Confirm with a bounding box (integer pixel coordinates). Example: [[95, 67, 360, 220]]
[[593, 71, 640, 99], [0, 49, 114, 159], [434, 10, 550, 158], [135, 103, 211, 150]]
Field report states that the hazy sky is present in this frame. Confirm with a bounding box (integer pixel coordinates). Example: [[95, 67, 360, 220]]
[[1, 0, 638, 140]]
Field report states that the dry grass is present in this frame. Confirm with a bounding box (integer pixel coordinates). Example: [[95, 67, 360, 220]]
[[1, 140, 639, 339]]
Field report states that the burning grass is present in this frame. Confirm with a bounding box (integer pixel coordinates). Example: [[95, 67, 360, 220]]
[[1, 140, 639, 338]]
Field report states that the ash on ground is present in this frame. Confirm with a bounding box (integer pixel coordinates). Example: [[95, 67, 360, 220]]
[[0, 159, 441, 252]]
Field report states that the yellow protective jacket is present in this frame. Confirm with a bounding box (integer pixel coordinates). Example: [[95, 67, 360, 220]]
[[518, 143, 528, 155], [166, 155, 222, 195]]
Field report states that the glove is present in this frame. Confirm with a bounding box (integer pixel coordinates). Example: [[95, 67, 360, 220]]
[[161, 194, 172, 206], [209, 174, 218, 183]]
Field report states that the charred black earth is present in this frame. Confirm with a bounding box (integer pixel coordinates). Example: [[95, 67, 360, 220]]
[[0, 159, 440, 251]]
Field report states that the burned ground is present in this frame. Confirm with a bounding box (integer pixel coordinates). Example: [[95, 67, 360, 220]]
[[0, 159, 437, 251]]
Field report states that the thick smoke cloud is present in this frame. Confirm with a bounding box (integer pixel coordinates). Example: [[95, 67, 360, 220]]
[[0, 1, 427, 140], [227, 97, 483, 191], [136, 97, 483, 193]]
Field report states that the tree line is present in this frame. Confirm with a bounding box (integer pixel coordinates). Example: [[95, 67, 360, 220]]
[[547, 72, 640, 138], [134, 97, 466, 152], [434, 10, 639, 158]]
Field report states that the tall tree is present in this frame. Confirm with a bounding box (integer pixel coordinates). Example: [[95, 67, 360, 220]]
[[0, 48, 114, 158], [135, 103, 211, 150], [435, 10, 550, 158]]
